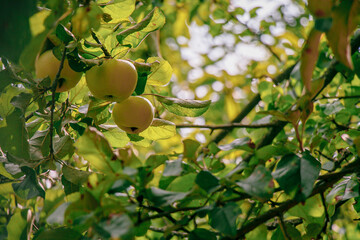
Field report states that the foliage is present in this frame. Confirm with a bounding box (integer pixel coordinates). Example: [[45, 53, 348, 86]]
[[1, 0, 360, 239]]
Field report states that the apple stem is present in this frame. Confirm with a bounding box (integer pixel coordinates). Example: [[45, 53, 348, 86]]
[[49, 47, 67, 161], [90, 29, 112, 58]]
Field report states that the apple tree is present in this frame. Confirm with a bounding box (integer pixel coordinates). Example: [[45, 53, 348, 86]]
[[0, 0, 360, 239]]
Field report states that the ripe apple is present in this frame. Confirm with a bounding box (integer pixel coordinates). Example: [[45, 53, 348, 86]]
[[112, 96, 154, 134], [85, 59, 138, 103], [35, 50, 83, 92]]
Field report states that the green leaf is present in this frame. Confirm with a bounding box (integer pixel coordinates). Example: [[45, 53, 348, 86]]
[[189, 228, 217, 240], [0, 88, 30, 159], [320, 101, 345, 115], [145, 154, 168, 169], [101, 125, 130, 148], [0, 69, 13, 93], [97, 214, 134, 240], [209, 202, 241, 237], [98, 0, 135, 21], [10, 92, 33, 115], [7, 209, 28, 240], [67, 50, 93, 72], [166, 173, 196, 192], [0, 182, 14, 195], [64, 191, 99, 224], [55, 24, 76, 44], [255, 145, 291, 161], [35, 227, 82, 240], [0, 0, 37, 63], [163, 159, 183, 177], [108, 179, 131, 194], [0, 86, 27, 120], [195, 171, 220, 193], [6, 153, 37, 168], [135, 215, 151, 237], [208, 142, 221, 155], [304, 223, 322, 239], [271, 224, 302, 240], [146, 57, 173, 86], [134, 73, 148, 95], [74, 126, 115, 174], [218, 137, 253, 151], [139, 118, 176, 140], [62, 165, 91, 185], [46, 202, 71, 225], [29, 130, 51, 160], [183, 139, 200, 161], [237, 165, 274, 199], [86, 97, 111, 125], [146, 187, 188, 207], [0, 160, 15, 179], [20, 31, 49, 71], [245, 224, 268, 240], [326, 174, 360, 203], [53, 135, 74, 159], [155, 95, 211, 117], [116, 7, 165, 48], [12, 167, 45, 199], [272, 151, 321, 201]]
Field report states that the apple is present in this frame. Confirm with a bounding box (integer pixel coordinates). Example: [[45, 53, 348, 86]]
[[35, 50, 83, 92], [112, 96, 154, 134], [85, 59, 138, 102]]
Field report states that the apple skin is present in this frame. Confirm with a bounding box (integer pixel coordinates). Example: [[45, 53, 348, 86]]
[[35, 50, 83, 92], [85, 59, 138, 103], [112, 96, 154, 134]]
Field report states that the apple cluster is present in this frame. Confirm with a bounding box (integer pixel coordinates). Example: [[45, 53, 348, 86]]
[[35, 50, 154, 134]]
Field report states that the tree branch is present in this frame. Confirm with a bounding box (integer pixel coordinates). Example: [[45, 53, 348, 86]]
[[236, 158, 360, 238], [210, 63, 297, 145], [90, 29, 111, 58], [211, 33, 360, 147], [49, 48, 67, 161]]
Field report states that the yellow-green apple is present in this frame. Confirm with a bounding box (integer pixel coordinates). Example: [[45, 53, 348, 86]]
[[35, 50, 83, 92], [85, 59, 138, 102], [112, 96, 154, 134]]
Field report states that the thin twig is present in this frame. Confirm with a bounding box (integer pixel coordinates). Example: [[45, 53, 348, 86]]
[[149, 226, 188, 237], [236, 157, 360, 238], [239, 202, 256, 229], [90, 29, 111, 58], [266, 218, 303, 230], [315, 95, 360, 101], [49, 48, 67, 161], [317, 193, 330, 239], [25, 101, 52, 121], [176, 123, 278, 130], [278, 214, 290, 240], [210, 63, 297, 145]]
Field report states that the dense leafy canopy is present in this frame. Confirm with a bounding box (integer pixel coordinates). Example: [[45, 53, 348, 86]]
[[1, 0, 360, 239]]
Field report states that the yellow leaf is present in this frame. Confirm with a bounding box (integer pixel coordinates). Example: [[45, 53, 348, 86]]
[[300, 28, 323, 92]]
